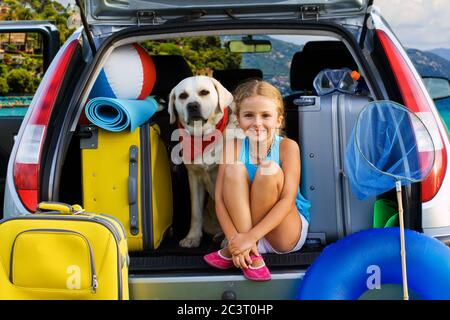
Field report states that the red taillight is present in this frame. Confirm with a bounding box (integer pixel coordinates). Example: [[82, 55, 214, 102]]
[[13, 40, 79, 212], [14, 164, 39, 211], [376, 29, 447, 202]]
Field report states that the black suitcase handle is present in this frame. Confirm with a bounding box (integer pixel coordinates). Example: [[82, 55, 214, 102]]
[[128, 145, 139, 235]]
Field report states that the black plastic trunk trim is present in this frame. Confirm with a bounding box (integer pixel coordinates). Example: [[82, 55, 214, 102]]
[[75, 0, 97, 56], [140, 124, 153, 250], [359, 0, 374, 48], [41, 43, 85, 202]]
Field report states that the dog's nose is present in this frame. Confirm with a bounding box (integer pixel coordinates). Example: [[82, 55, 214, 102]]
[[187, 102, 203, 120], [187, 102, 200, 113]]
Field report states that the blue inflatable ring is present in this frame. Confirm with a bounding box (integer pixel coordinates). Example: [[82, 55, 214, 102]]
[[297, 228, 450, 300]]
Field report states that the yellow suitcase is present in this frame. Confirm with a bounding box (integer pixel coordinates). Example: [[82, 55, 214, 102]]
[[0, 202, 129, 300], [81, 123, 173, 251]]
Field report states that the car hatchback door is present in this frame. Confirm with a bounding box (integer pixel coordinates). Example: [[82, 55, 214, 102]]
[[83, 0, 372, 26]]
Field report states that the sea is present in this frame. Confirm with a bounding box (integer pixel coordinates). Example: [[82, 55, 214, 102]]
[[435, 97, 450, 134]]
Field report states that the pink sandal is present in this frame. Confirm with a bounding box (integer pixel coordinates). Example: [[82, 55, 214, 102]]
[[242, 255, 271, 281], [203, 250, 234, 269]]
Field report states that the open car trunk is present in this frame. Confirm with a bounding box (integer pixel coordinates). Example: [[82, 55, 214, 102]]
[[56, 21, 385, 278]]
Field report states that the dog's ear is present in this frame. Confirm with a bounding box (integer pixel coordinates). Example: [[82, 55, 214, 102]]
[[211, 78, 233, 112], [168, 88, 177, 124]]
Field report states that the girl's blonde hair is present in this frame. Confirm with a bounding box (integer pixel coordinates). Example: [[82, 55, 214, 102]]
[[233, 79, 285, 135]]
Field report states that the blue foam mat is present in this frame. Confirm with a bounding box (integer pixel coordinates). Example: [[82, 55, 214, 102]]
[[85, 96, 158, 132]]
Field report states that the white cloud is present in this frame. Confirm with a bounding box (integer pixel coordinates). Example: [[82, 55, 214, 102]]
[[376, 0, 450, 50]]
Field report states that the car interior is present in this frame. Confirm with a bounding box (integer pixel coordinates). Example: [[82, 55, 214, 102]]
[[212, 68, 263, 93], [58, 33, 379, 273]]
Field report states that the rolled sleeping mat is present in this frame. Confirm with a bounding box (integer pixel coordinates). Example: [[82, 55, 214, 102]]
[[85, 96, 158, 132]]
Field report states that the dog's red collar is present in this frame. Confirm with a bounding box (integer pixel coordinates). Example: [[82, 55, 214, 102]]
[[177, 107, 231, 161]]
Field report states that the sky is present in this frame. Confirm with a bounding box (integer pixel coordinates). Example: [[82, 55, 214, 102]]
[[376, 0, 450, 50], [57, 0, 449, 50]]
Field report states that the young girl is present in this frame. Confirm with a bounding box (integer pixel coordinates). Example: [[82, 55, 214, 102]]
[[204, 80, 311, 281]]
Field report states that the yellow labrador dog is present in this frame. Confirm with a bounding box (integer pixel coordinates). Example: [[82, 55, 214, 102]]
[[169, 76, 235, 248]]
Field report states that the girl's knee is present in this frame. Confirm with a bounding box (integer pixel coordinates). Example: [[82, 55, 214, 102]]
[[253, 161, 284, 193], [224, 163, 249, 181], [255, 161, 283, 182]]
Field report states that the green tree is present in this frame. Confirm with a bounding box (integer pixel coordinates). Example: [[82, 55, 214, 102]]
[[4, 54, 12, 64], [16, 7, 34, 20], [0, 65, 8, 77], [142, 37, 241, 74], [3, 0, 74, 44], [7, 69, 35, 94], [42, 4, 58, 19], [1, 0, 75, 95], [6, 44, 17, 53], [0, 77, 9, 95], [30, 0, 42, 12]]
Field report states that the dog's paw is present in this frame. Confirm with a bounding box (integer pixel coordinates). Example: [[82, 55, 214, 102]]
[[179, 236, 202, 248]]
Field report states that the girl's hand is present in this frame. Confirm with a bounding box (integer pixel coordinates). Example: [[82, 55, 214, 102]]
[[232, 248, 253, 269], [232, 244, 261, 269], [229, 232, 256, 256]]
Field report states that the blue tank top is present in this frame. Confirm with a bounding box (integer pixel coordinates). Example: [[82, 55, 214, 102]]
[[238, 135, 311, 223]]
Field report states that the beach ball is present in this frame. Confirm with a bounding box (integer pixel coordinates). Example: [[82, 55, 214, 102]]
[[89, 43, 156, 100]]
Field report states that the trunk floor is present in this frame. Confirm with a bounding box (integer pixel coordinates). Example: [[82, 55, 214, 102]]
[[129, 234, 323, 272]]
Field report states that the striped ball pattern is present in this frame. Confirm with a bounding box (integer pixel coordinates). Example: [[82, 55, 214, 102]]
[[89, 43, 156, 100]]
